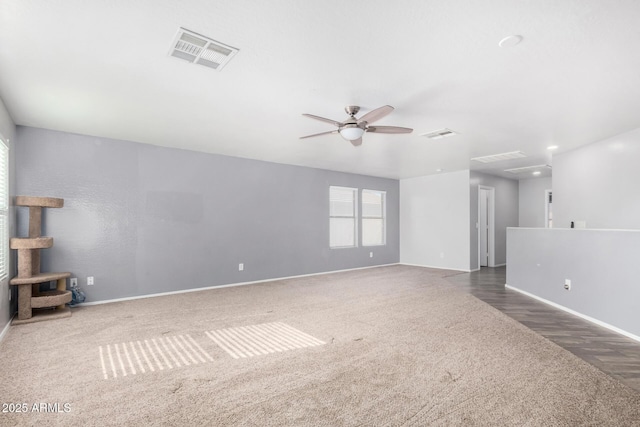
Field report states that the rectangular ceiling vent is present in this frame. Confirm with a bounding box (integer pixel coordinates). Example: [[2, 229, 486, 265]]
[[421, 128, 458, 139], [504, 164, 552, 174], [169, 28, 238, 71], [471, 151, 527, 163]]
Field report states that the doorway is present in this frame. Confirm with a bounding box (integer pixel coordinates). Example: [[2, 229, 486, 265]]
[[478, 186, 495, 268], [544, 190, 552, 228]]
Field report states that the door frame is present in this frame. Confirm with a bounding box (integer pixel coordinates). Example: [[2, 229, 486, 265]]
[[544, 189, 552, 228], [478, 186, 495, 268]]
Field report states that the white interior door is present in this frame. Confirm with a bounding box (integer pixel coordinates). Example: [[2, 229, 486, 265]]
[[479, 188, 489, 267], [478, 186, 495, 268], [545, 190, 553, 228]]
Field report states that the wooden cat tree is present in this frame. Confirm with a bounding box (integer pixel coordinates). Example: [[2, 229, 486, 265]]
[[10, 196, 72, 324]]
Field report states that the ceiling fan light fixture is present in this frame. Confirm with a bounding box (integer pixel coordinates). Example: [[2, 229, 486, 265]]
[[339, 125, 365, 141]]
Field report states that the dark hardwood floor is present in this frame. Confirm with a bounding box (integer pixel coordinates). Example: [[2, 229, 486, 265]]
[[445, 266, 640, 393]]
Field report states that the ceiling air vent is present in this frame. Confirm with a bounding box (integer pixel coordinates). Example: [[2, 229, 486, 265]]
[[471, 151, 527, 163], [504, 164, 552, 174], [169, 28, 238, 71], [421, 128, 458, 139]]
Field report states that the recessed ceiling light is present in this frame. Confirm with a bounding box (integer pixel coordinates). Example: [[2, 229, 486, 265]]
[[499, 35, 523, 48], [547, 145, 559, 151], [436, 168, 444, 173], [532, 171, 541, 176]]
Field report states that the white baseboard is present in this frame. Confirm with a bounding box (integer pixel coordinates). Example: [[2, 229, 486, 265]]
[[400, 262, 474, 273], [0, 314, 15, 344], [492, 263, 507, 268], [505, 284, 640, 343], [80, 263, 401, 307]]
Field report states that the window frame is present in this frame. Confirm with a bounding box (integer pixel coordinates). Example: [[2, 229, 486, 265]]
[[329, 185, 358, 249], [361, 189, 386, 247], [0, 136, 8, 281]]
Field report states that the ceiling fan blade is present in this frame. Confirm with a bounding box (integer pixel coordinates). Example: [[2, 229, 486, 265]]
[[358, 105, 394, 124], [302, 113, 342, 127], [299, 130, 339, 139], [350, 137, 363, 147], [367, 125, 413, 134]]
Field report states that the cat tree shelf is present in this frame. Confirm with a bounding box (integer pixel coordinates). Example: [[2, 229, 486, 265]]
[[15, 196, 64, 208], [10, 271, 71, 285], [10, 196, 72, 325]]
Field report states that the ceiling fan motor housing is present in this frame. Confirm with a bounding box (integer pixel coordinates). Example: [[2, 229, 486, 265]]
[[345, 105, 360, 116]]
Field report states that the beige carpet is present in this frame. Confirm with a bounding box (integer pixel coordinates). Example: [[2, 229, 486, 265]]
[[0, 265, 639, 426]]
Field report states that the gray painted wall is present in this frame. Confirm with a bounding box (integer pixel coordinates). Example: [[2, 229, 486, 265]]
[[469, 171, 519, 270], [15, 126, 399, 302], [507, 227, 640, 339], [519, 177, 552, 228], [553, 127, 640, 230], [0, 97, 16, 333]]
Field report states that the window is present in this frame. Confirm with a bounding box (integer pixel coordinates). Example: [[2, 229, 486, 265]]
[[329, 186, 357, 248], [0, 138, 8, 281], [362, 189, 386, 246]]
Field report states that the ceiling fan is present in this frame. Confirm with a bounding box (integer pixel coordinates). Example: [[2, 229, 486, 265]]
[[300, 105, 413, 146]]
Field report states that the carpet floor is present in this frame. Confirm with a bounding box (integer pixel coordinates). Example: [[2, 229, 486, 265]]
[[0, 265, 639, 426]]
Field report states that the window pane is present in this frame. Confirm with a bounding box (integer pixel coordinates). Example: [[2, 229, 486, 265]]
[[0, 140, 7, 280], [362, 189, 385, 246], [330, 218, 355, 247], [362, 218, 384, 246], [330, 187, 355, 216], [362, 191, 382, 217]]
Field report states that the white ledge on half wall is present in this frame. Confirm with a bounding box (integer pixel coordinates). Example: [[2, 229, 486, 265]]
[[516, 227, 640, 232]]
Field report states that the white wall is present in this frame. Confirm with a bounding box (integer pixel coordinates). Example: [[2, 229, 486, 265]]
[[0, 97, 16, 336], [400, 170, 470, 271], [519, 177, 552, 228], [506, 126, 640, 342], [469, 172, 519, 270], [554, 127, 640, 230]]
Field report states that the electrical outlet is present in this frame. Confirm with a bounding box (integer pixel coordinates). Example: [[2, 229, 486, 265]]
[[87, 276, 94, 286], [70, 278, 78, 288], [564, 279, 571, 290], [239, 263, 244, 271], [440, 252, 445, 259], [369, 252, 373, 258]]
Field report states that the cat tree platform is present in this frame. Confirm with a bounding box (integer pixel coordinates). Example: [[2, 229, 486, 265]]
[[10, 272, 72, 325], [10, 196, 72, 325]]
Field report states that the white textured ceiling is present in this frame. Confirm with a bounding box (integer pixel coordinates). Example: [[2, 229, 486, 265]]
[[2, 0, 640, 180]]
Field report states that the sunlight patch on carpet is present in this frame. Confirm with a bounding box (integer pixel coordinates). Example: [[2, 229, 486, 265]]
[[98, 334, 213, 379], [205, 322, 325, 359]]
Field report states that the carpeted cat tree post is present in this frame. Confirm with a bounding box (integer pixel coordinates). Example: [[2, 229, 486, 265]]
[[10, 196, 72, 324]]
